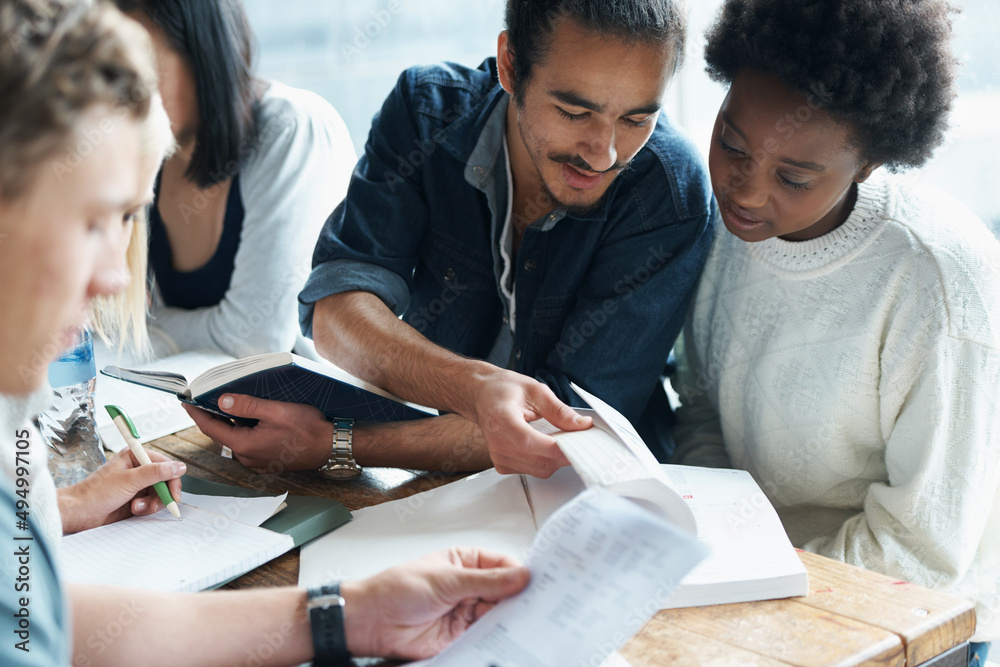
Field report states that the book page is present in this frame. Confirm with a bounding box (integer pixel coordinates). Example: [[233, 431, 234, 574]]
[[95, 349, 236, 450], [181, 491, 288, 528], [298, 470, 536, 587], [61, 504, 293, 592], [417, 488, 707, 667], [532, 395, 696, 533], [661, 464, 808, 607]]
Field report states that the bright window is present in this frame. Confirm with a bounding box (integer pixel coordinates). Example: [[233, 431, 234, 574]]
[[245, 1, 1000, 233]]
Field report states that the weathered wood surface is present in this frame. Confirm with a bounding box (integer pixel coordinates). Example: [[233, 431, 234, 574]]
[[152, 429, 975, 666]]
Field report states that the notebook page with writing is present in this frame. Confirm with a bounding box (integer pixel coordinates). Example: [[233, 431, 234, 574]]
[[414, 489, 707, 667], [61, 504, 293, 592]]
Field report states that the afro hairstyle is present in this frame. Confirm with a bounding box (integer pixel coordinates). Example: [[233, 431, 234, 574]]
[[705, 0, 959, 171]]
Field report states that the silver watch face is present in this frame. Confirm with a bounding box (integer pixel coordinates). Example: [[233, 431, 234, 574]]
[[320, 465, 362, 480]]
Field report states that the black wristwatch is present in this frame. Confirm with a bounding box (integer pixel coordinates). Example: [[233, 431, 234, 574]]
[[307, 583, 352, 666]]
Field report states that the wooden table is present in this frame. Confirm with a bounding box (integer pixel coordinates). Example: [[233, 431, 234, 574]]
[[150, 427, 977, 667]]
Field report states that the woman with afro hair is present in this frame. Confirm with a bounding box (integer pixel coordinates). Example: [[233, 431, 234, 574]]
[[672, 1, 999, 661]]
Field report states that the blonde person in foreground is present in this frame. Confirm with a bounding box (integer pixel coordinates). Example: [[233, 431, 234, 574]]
[[0, 2, 528, 666], [671, 0, 999, 662]]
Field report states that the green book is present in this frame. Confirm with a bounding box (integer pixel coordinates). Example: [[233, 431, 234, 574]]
[[180, 475, 352, 548]]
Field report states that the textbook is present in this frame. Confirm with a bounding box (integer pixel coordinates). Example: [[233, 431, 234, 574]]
[[101, 351, 438, 428], [300, 383, 809, 609]]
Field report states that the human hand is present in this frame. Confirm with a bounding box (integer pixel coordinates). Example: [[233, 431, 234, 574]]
[[466, 367, 591, 478], [341, 547, 530, 660], [58, 449, 185, 535], [182, 396, 334, 473]]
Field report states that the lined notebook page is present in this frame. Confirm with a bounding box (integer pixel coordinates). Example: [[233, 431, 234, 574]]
[[61, 504, 294, 592]]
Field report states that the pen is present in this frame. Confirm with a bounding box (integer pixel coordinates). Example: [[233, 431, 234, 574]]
[[104, 405, 182, 519]]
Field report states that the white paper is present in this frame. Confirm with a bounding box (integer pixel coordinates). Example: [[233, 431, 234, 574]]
[[299, 471, 536, 587], [61, 504, 293, 592], [533, 464, 809, 608], [301, 462, 807, 610], [410, 650, 633, 667], [180, 491, 288, 528], [662, 465, 808, 608], [534, 392, 696, 533], [422, 489, 707, 667], [94, 348, 236, 451]]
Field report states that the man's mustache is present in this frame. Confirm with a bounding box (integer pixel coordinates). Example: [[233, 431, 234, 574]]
[[549, 153, 628, 174]]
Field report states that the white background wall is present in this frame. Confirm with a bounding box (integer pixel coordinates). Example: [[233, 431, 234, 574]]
[[244, 0, 1000, 234]]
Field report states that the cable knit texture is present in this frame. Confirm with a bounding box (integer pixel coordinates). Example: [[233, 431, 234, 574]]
[[673, 174, 1000, 641], [0, 389, 62, 552]]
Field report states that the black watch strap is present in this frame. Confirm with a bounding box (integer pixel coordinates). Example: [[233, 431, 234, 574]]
[[307, 583, 352, 666]]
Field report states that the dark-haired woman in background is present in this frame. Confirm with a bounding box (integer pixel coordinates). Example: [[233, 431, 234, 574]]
[[116, 0, 355, 359], [672, 1, 999, 662]]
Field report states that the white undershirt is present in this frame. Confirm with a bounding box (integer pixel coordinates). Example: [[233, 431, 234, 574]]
[[498, 137, 517, 333]]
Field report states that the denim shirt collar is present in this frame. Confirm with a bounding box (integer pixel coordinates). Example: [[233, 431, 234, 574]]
[[448, 59, 612, 228]]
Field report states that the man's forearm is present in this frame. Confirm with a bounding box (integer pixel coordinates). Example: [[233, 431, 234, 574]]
[[312, 291, 495, 418], [69, 584, 313, 667], [313, 291, 584, 478], [354, 414, 492, 472]]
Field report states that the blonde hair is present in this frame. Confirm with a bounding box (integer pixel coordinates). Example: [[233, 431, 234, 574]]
[[91, 96, 175, 355]]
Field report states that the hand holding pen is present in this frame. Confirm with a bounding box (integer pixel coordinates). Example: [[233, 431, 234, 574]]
[[58, 414, 187, 534], [104, 405, 183, 519]]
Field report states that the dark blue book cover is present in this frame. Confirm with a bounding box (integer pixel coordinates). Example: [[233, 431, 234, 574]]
[[103, 353, 437, 426]]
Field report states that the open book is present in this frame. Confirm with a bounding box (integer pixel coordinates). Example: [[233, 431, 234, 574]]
[[300, 383, 808, 608], [93, 343, 239, 450], [101, 351, 437, 428]]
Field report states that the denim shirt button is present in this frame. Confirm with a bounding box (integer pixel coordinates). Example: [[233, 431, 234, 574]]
[[523, 259, 537, 272], [502, 315, 509, 324], [444, 267, 456, 281], [515, 349, 522, 360], [473, 166, 484, 176]]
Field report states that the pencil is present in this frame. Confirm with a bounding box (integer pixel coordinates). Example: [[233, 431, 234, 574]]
[[104, 405, 182, 519]]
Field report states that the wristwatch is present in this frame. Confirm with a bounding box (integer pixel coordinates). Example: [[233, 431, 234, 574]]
[[306, 583, 352, 666], [318, 418, 362, 479]]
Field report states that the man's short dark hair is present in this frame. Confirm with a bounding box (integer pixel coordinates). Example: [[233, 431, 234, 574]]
[[504, 0, 687, 100], [705, 0, 959, 171], [113, 0, 261, 188]]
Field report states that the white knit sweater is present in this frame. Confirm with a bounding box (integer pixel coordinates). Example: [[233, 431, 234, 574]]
[[673, 175, 1000, 642], [0, 389, 62, 552]]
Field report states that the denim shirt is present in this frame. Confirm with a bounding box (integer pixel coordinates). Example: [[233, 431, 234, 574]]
[[300, 58, 715, 427]]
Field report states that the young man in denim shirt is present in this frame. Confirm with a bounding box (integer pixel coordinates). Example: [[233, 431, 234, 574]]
[[189, 0, 714, 478]]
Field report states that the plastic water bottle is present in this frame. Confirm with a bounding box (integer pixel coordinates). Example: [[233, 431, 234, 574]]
[[37, 326, 106, 487]]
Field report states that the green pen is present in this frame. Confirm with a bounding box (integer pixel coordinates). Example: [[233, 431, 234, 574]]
[[104, 405, 182, 519]]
